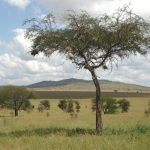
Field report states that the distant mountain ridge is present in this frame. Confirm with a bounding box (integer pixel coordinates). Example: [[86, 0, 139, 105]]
[[27, 78, 150, 92], [28, 78, 91, 88]]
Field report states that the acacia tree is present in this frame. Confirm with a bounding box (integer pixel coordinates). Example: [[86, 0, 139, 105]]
[[0, 86, 34, 116], [24, 6, 150, 134]]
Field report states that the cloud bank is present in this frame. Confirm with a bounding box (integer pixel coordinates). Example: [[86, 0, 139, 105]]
[[4, 0, 30, 9]]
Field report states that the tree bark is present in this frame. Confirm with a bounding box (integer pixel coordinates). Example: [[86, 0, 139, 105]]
[[15, 109, 18, 117], [90, 69, 103, 134], [14, 100, 18, 117]]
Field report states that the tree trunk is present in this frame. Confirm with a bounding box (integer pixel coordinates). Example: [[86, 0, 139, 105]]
[[15, 109, 18, 117], [90, 69, 103, 134], [14, 100, 18, 117]]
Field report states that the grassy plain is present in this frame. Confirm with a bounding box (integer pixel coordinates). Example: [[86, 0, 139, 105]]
[[0, 97, 150, 150]]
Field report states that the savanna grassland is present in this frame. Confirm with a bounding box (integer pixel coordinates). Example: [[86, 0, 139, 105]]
[[0, 97, 150, 150]]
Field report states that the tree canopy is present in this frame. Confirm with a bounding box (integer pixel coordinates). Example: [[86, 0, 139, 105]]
[[24, 6, 150, 71], [0, 86, 34, 116]]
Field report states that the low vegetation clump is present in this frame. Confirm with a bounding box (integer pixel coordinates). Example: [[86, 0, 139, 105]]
[[144, 101, 150, 117], [40, 100, 50, 110], [92, 97, 130, 114], [118, 99, 130, 112], [37, 100, 50, 112], [58, 99, 80, 118], [22, 100, 34, 112], [103, 97, 118, 114], [37, 104, 45, 112]]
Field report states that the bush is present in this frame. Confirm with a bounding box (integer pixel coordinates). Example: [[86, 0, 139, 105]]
[[58, 99, 81, 118], [37, 104, 45, 112], [75, 101, 80, 113], [91, 98, 96, 112], [58, 100, 67, 111], [103, 97, 117, 114], [37, 100, 50, 112], [40, 100, 50, 110], [21, 100, 34, 111], [144, 101, 150, 117], [91, 97, 118, 114], [118, 99, 130, 112]]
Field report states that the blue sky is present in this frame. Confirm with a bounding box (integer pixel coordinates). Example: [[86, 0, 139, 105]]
[[0, 0, 150, 86]]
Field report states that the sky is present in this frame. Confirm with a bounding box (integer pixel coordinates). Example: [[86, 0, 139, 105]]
[[0, 0, 150, 86]]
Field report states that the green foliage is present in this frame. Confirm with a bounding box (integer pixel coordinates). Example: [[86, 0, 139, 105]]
[[75, 101, 80, 113], [118, 99, 130, 112], [58, 99, 67, 111], [40, 100, 50, 110], [103, 97, 118, 114], [92, 97, 118, 114], [37, 104, 45, 113], [91, 98, 96, 112], [0, 86, 35, 116], [144, 101, 150, 117], [58, 99, 81, 118], [67, 101, 74, 113], [37, 100, 50, 112], [21, 100, 34, 111]]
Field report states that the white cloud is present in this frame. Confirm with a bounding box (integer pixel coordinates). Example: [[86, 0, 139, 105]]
[[4, 0, 30, 9], [34, 0, 150, 18], [99, 54, 150, 87], [13, 29, 31, 50], [0, 29, 80, 85]]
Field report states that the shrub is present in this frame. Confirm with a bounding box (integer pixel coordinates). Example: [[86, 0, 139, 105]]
[[75, 101, 80, 113], [37, 100, 50, 112], [37, 104, 45, 112], [91, 97, 118, 114], [58, 100, 67, 111], [118, 99, 130, 112], [91, 98, 96, 112], [21, 100, 34, 111], [103, 97, 117, 114], [58, 99, 81, 118], [40, 100, 50, 110], [144, 101, 150, 117]]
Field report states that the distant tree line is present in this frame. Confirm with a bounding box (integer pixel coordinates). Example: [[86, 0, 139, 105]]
[[0, 87, 81, 118]]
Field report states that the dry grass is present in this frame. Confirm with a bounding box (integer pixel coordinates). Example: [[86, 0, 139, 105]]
[[0, 97, 150, 150]]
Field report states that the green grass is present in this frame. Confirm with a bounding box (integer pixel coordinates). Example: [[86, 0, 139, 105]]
[[0, 97, 150, 150]]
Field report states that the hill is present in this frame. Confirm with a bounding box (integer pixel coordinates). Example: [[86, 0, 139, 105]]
[[27, 78, 150, 92]]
